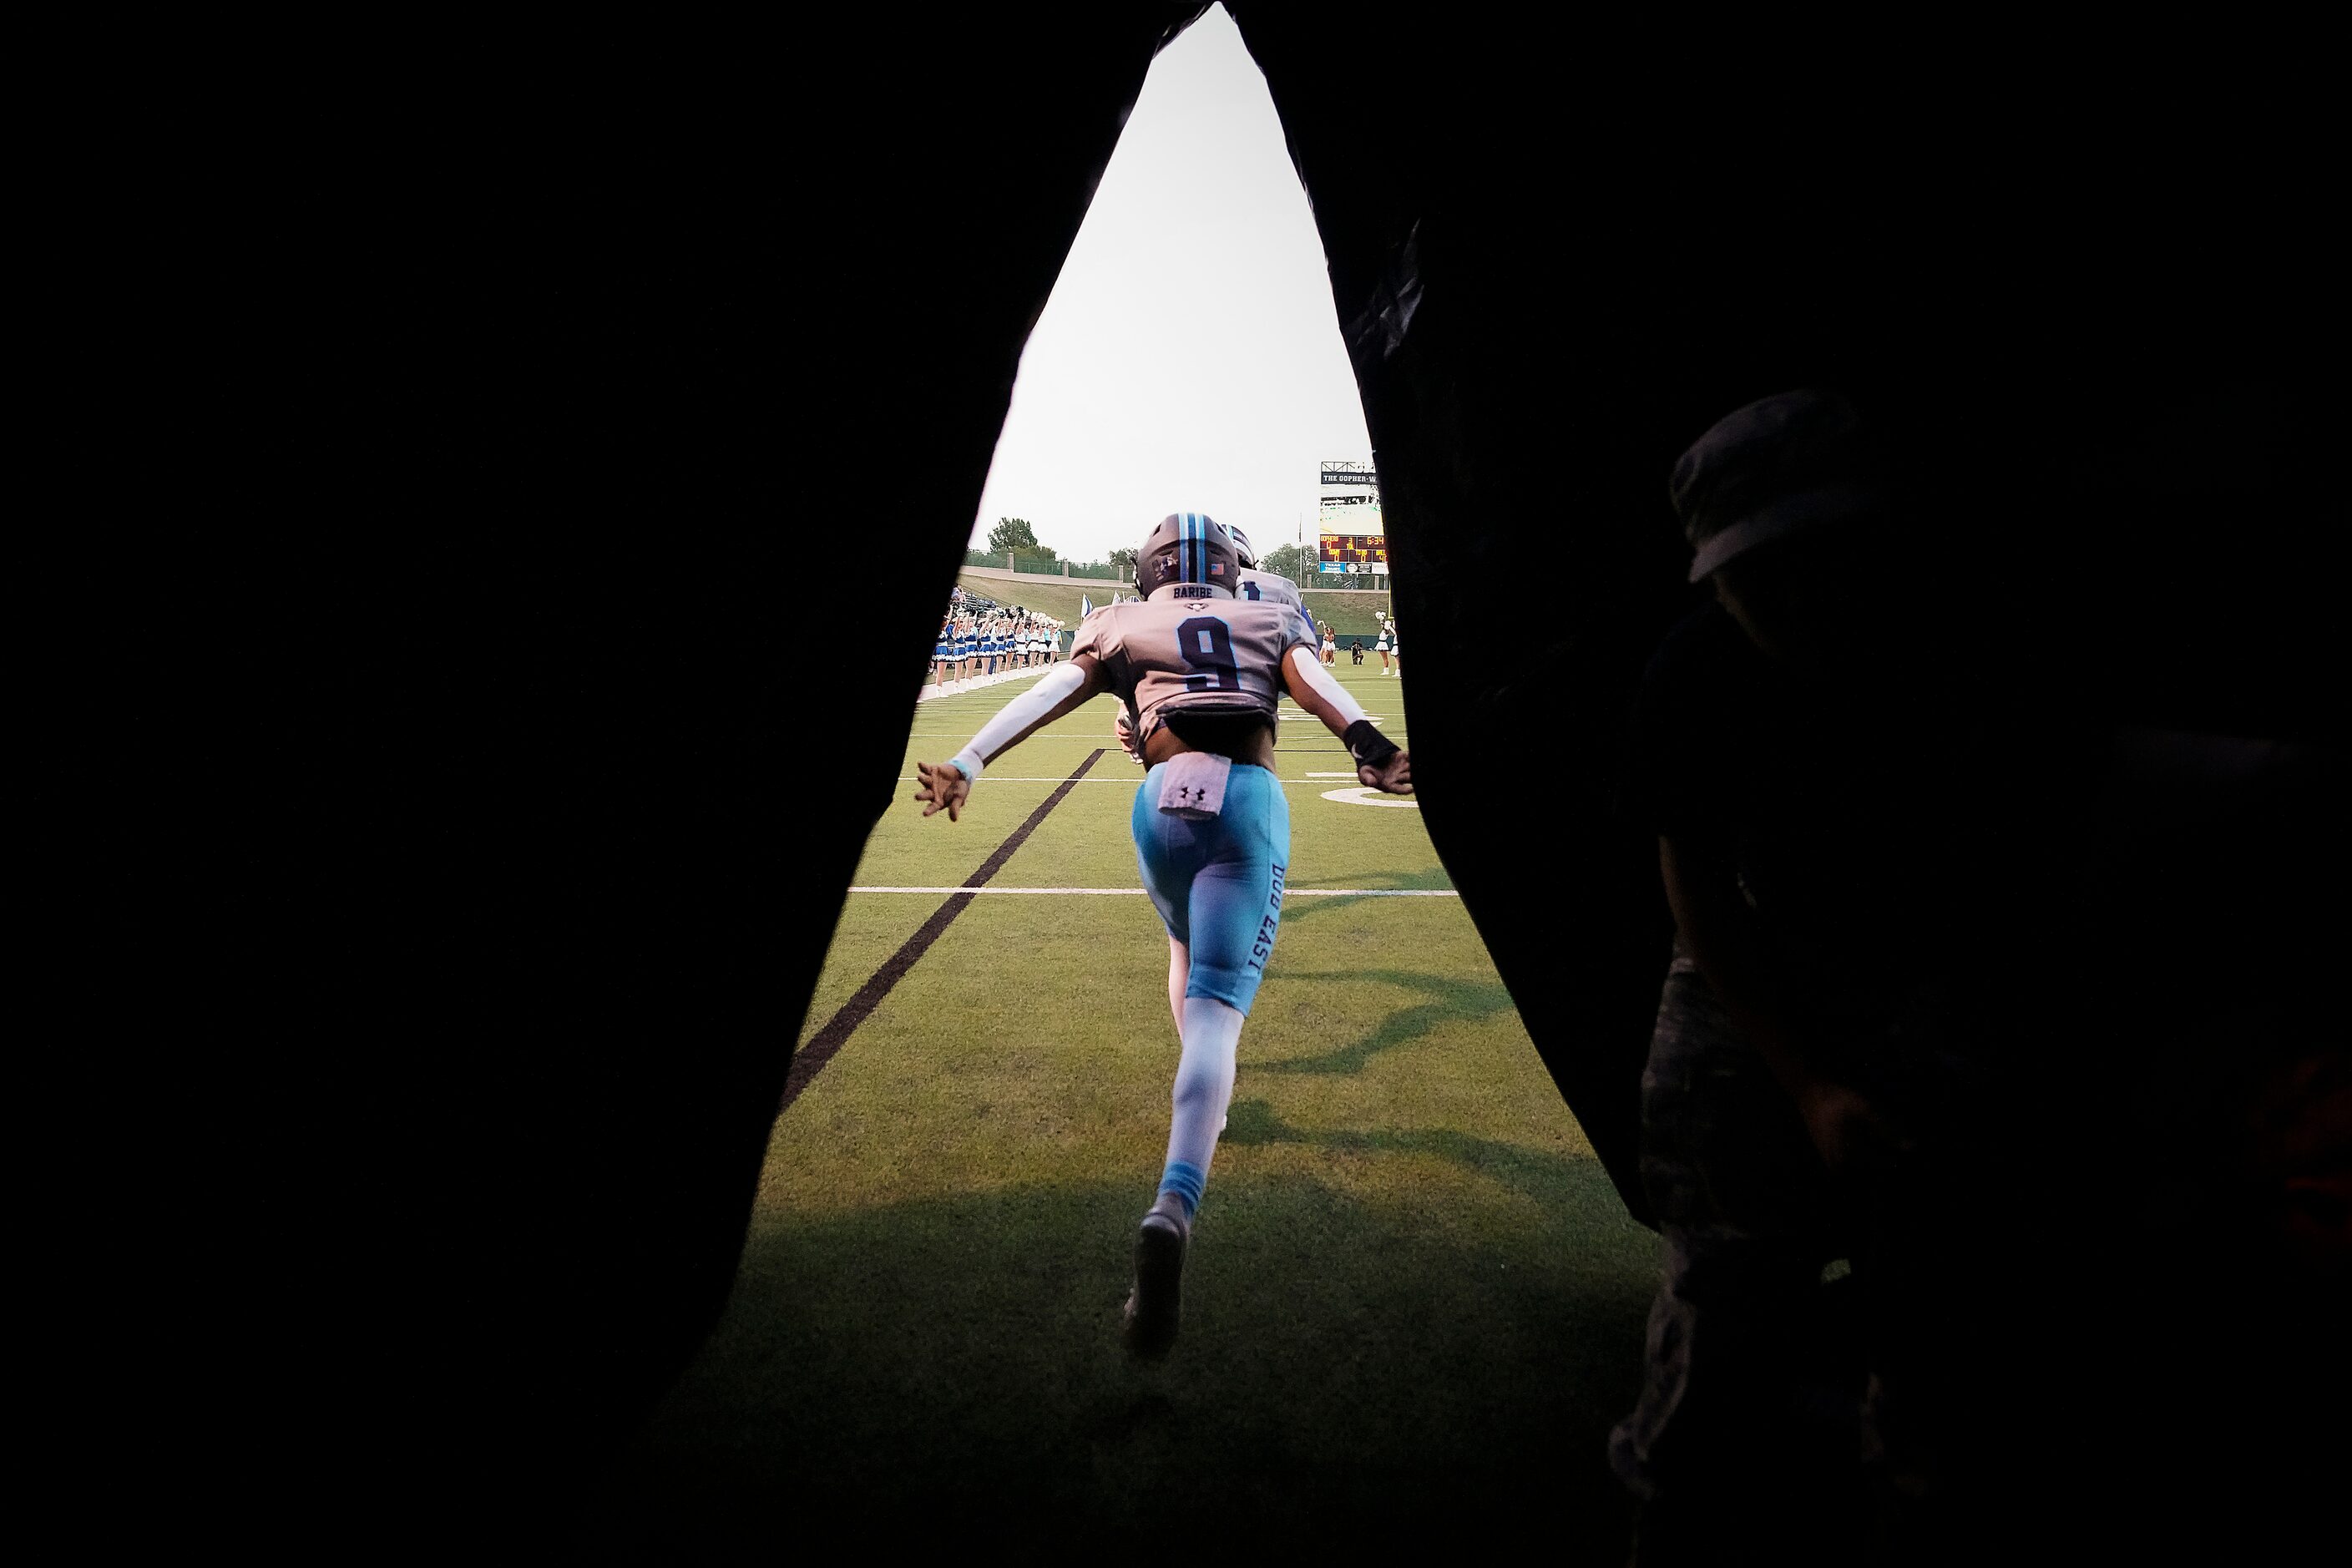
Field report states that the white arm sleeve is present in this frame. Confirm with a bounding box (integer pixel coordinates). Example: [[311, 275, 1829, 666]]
[[1282, 645, 1368, 726], [948, 661, 1092, 782]]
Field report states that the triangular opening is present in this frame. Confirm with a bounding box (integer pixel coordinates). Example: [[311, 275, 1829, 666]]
[[969, 5, 1379, 598]]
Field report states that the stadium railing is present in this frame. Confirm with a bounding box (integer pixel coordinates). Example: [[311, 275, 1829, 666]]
[[962, 549, 1125, 580]]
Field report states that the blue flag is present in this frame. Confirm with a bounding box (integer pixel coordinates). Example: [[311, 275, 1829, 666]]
[[1080, 593, 1094, 618]]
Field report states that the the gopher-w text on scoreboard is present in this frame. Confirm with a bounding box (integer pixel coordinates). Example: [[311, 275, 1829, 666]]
[[1318, 460, 1384, 574]]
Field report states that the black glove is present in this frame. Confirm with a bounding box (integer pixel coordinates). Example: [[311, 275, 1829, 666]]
[[1343, 720, 1400, 771]]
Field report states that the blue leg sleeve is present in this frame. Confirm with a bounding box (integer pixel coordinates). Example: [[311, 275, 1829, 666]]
[[1131, 768, 1198, 944], [1133, 764, 1290, 1014], [1177, 767, 1289, 1016]]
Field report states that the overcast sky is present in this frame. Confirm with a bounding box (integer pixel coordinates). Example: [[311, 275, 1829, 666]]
[[968, 5, 1372, 564]]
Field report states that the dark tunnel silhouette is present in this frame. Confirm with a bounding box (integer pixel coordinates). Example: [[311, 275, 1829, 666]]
[[64, 4, 2344, 1555]]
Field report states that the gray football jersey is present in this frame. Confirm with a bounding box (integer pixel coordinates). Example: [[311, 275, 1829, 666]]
[[1234, 568, 1321, 650], [1071, 589, 1319, 742]]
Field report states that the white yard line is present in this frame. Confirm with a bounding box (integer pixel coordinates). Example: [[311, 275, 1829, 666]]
[[895, 776, 1399, 785], [903, 738, 1401, 742], [913, 666, 1059, 703], [1320, 787, 1421, 808], [848, 886, 1459, 896]]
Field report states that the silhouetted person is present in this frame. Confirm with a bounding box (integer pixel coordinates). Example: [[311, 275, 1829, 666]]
[[1607, 934, 1859, 1566], [1622, 387, 2107, 1562], [1612, 391, 1914, 1564], [1617, 387, 2348, 1561]]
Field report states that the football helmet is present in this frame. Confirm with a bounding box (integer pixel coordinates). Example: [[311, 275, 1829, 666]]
[[1136, 512, 1242, 597], [1221, 522, 1259, 569]]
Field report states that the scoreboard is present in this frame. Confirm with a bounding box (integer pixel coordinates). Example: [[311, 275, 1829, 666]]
[[1318, 530, 1387, 572], [1318, 458, 1383, 575]]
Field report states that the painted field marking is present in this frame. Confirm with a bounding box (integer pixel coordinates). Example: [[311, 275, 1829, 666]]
[[906, 730, 1408, 741], [1320, 787, 1420, 808], [903, 739, 1407, 745], [848, 886, 1458, 897], [895, 775, 1380, 785], [783, 747, 1107, 1112], [913, 666, 1057, 703]]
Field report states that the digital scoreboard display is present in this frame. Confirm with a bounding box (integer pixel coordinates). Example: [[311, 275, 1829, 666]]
[[1318, 532, 1386, 572], [1318, 461, 1383, 574], [1318, 533, 1385, 561]]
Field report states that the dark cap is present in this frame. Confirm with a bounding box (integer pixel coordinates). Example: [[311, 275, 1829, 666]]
[[1671, 389, 1884, 583]]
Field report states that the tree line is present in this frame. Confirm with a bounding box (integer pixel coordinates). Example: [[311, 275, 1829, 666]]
[[972, 521, 1348, 589], [968, 518, 1125, 579]]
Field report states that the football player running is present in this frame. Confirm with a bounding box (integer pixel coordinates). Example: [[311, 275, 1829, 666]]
[[1226, 523, 1320, 646], [1110, 521, 1318, 764], [915, 512, 1410, 1356]]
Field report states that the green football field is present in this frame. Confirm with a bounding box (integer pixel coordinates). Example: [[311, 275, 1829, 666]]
[[604, 661, 1659, 1555]]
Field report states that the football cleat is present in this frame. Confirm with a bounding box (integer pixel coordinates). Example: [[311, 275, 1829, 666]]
[[1121, 1192, 1191, 1357]]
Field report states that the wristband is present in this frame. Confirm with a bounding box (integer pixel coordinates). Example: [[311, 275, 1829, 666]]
[[1342, 720, 1399, 771], [943, 660, 1087, 791]]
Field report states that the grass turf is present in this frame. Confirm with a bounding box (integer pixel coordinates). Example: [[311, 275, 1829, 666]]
[[601, 664, 1658, 1557], [1298, 587, 1391, 635], [953, 573, 1100, 626]]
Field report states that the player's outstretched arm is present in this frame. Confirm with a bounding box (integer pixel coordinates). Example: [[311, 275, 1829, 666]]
[[1281, 646, 1410, 794], [915, 655, 1105, 822]]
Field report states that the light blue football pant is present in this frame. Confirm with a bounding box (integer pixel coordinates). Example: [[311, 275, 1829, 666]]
[[1131, 761, 1290, 1016]]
